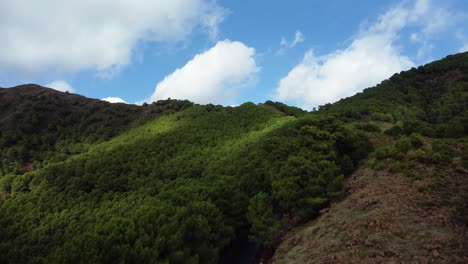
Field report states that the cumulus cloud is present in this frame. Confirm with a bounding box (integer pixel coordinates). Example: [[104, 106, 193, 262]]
[[0, 0, 226, 74], [148, 40, 258, 105], [102, 97, 127, 104], [45, 80, 75, 93], [275, 0, 443, 109]]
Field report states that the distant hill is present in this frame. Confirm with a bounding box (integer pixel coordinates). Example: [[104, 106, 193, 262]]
[[0, 84, 192, 174], [0, 53, 466, 263]]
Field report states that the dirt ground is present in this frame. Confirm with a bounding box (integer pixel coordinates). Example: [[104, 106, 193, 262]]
[[271, 157, 468, 264]]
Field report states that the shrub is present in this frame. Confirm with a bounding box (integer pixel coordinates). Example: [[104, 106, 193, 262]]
[[385, 121, 403, 136], [395, 137, 412, 153], [354, 122, 381, 132], [409, 133, 424, 148], [412, 148, 427, 162], [445, 122, 464, 138], [374, 147, 388, 160], [431, 140, 455, 163], [0, 175, 14, 193], [11, 177, 29, 193], [388, 146, 405, 160], [432, 152, 442, 164], [371, 112, 394, 123], [388, 161, 403, 173]]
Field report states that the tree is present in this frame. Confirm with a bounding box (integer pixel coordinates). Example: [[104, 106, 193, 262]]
[[247, 192, 280, 247], [271, 175, 300, 216]]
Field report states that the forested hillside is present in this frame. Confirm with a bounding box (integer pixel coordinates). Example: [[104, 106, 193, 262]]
[[0, 101, 371, 263], [0, 53, 466, 263], [320, 52, 468, 138], [0, 84, 192, 175], [273, 53, 468, 263]]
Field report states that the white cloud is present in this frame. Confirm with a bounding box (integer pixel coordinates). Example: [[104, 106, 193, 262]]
[[413, 0, 430, 16], [275, 0, 446, 109], [420, 9, 451, 35], [278, 30, 305, 53], [290, 31, 305, 48], [409, 1, 456, 61], [410, 33, 420, 43], [416, 42, 433, 61], [148, 40, 258, 105], [45, 80, 75, 93], [280, 37, 288, 46], [0, 0, 226, 74], [456, 29, 468, 53], [461, 44, 468, 53], [102, 97, 127, 104]]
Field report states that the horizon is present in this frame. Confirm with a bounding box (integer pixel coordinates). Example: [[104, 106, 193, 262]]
[[1, 50, 463, 111], [0, 0, 467, 110]]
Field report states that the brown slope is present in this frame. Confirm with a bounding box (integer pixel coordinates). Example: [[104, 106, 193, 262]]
[[271, 140, 468, 264], [0, 84, 177, 128]]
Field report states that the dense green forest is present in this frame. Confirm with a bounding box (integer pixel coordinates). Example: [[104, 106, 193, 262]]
[[0, 102, 372, 263], [320, 52, 468, 138], [0, 52, 466, 263]]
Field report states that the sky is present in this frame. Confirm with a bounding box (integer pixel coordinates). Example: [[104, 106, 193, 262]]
[[0, 0, 467, 110]]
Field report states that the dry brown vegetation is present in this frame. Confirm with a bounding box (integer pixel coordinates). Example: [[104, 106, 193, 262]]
[[272, 138, 467, 264]]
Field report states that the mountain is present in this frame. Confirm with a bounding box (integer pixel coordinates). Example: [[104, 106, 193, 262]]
[[0, 53, 466, 263], [0, 101, 372, 263], [319, 52, 468, 138], [272, 53, 468, 263], [0, 84, 192, 174]]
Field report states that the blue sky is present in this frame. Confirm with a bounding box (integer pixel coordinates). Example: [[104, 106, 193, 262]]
[[0, 0, 467, 109]]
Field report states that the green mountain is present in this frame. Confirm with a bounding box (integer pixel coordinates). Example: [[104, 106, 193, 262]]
[[0, 53, 467, 263], [320, 52, 468, 138], [272, 53, 468, 264]]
